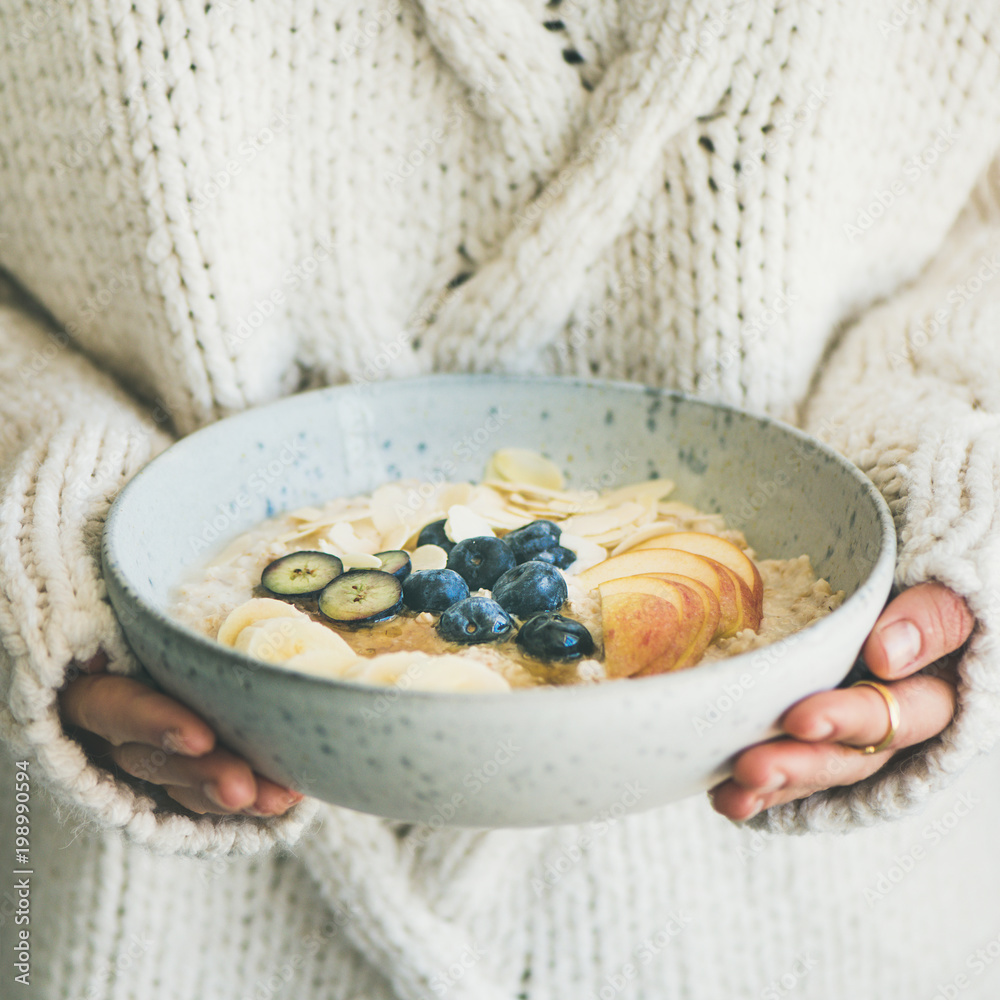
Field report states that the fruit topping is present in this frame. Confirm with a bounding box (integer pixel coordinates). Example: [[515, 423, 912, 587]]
[[234, 616, 354, 665], [318, 569, 403, 625], [447, 536, 517, 591], [491, 560, 568, 618], [417, 518, 455, 553], [503, 519, 562, 563], [375, 549, 412, 581], [515, 613, 595, 661], [402, 568, 471, 612], [261, 550, 344, 597], [437, 596, 515, 645], [531, 546, 577, 570], [217, 598, 309, 646]]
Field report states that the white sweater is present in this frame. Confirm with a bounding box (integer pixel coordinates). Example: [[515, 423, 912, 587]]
[[3, 1, 1000, 997]]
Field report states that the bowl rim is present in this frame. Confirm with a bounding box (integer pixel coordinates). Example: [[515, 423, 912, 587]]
[[103, 374, 898, 703]]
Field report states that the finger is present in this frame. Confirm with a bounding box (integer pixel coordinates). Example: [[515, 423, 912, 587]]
[[109, 742, 259, 812], [709, 738, 890, 821], [711, 673, 957, 821], [110, 743, 305, 816], [863, 581, 974, 680], [78, 650, 109, 674], [781, 673, 957, 751], [161, 785, 243, 816], [59, 674, 216, 756], [248, 776, 307, 817], [159, 782, 303, 817]]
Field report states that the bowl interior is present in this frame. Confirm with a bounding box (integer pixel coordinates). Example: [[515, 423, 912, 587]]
[[110, 376, 890, 613]]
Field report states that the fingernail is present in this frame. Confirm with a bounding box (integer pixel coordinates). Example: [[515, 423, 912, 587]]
[[242, 805, 273, 817], [878, 619, 922, 675], [804, 719, 835, 741], [744, 798, 765, 819], [757, 772, 786, 794], [202, 782, 228, 809]]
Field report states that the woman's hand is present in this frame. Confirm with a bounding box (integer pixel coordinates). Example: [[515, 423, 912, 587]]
[[57, 652, 304, 817], [709, 581, 975, 821]]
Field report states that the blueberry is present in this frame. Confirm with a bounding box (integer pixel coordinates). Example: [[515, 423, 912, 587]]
[[532, 546, 577, 570], [447, 536, 516, 591], [261, 550, 343, 597], [504, 520, 562, 563], [402, 569, 470, 612], [491, 560, 569, 618], [417, 519, 455, 553], [438, 596, 515, 645], [515, 613, 595, 661], [317, 570, 403, 625]]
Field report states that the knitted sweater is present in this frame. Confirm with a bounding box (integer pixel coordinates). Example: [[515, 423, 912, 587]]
[[2, 1, 1000, 997]]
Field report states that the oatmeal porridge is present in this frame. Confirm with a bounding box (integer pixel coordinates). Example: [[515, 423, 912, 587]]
[[171, 448, 844, 692]]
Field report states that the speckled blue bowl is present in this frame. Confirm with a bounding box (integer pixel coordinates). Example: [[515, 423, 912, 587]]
[[103, 376, 896, 827]]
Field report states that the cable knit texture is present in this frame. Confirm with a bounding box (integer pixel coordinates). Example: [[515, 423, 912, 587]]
[[1, 2, 1000, 998]]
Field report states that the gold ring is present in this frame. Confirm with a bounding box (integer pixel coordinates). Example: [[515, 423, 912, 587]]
[[850, 680, 900, 754]]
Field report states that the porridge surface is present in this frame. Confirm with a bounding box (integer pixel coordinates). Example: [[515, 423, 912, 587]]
[[171, 473, 845, 689]]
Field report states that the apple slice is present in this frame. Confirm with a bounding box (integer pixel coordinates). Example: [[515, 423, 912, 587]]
[[627, 531, 763, 611], [711, 563, 762, 634], [599, 591, 687, 678], [651, 573, 722, 644], [576, 548, 742, 638], [598, 576, 710, 671]]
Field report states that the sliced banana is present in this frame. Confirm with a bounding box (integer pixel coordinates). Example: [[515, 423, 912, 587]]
[[235, 617, 354, 664], [406, 658, 511, 692], [216, 598, 308, 647], [341, 651, 423, 685], [444, 504, 495, 542], [284, 648, 359, 679], [486, 448, 565, 490], [342, 652, 510, 692]]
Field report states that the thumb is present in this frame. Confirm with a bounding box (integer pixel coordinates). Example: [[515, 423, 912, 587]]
[[862, 581, 974, 680]]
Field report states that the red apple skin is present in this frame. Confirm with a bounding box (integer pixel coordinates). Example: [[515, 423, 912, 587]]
[[711, 563, 762, 634], [576, 548, 742, 638], [598, 576, 708, 671], [600, 592, 686, 678], [651, 573, 722, 646], [629, 531, 764, 611]]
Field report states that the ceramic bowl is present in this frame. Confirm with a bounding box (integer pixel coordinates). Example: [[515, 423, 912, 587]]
[[103, 376, 896, 827]]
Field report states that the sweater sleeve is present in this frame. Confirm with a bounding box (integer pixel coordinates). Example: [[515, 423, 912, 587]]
[[750, 162, 1000, 835], [0, 285, 320, 857]]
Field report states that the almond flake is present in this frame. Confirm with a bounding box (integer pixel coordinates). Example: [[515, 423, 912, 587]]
[[410, 544, 449, 571], [288, 506, 326, 522], [611, 522, 684, 556], [380, 524, 414, 552], [444, 505, 496, 542], [486, 448, 565, 490], [438, 482, 474, 509], [594, 478, 675, 508], [341, 552, 384, 570], [327, 521, 379, 554], [560, 501, 646, 537], [560, 532, 609, 573]]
